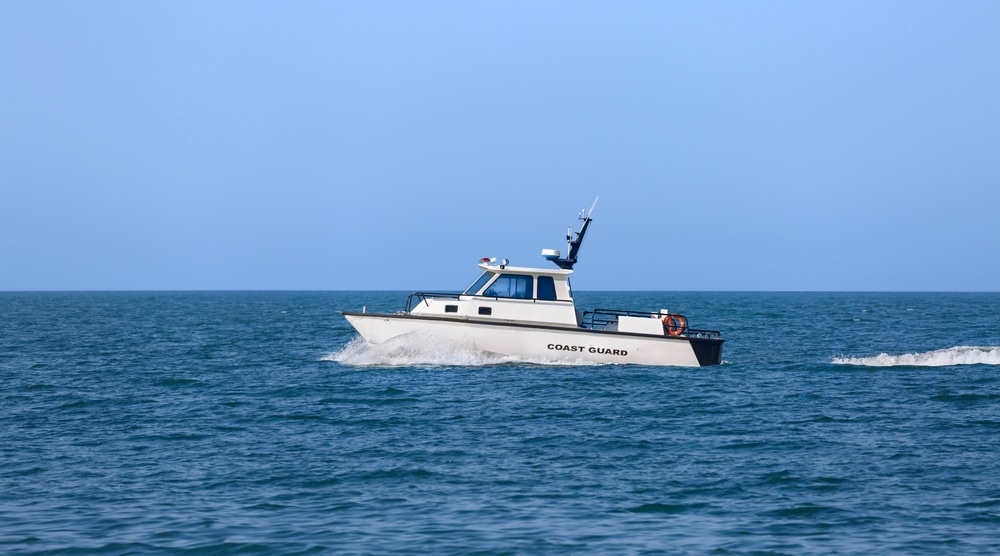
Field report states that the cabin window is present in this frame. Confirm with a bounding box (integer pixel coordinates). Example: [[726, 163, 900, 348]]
[[483, 274, 533, 299], [445, 305, 458, 313], [478, 306, 492, 315], [464, 271, 495, 295], [537, 276, 557, 301]]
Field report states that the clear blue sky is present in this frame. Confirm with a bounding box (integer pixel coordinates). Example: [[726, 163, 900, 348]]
[[2, 2, 997, 291]]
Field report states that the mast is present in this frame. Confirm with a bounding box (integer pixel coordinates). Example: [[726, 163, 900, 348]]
[[549, 197, 598, 270]]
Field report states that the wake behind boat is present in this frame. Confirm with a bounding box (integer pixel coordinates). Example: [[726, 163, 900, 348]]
[[343, 200, 724, 366]]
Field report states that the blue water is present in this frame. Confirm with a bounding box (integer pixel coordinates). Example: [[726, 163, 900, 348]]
[[2, 291, 999, 554]]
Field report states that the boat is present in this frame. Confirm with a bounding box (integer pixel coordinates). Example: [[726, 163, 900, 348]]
[[342, 200, 724, 366]]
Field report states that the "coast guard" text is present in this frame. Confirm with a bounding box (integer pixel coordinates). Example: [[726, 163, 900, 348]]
[[546, 343, 628, 357]]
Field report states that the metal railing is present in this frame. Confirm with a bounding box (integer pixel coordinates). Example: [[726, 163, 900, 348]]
[[404, 291, 462, 312], [581, 308, 723, 339]]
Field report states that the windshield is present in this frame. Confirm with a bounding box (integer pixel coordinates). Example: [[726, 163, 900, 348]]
[[463, 271, 495, 295], [483, 274, 533, 299]]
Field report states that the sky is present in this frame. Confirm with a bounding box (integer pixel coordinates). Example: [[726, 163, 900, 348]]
[[2, 1, 997, 291]]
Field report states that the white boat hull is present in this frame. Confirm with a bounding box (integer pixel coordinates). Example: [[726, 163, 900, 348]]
[[343, 312, 722, 367]]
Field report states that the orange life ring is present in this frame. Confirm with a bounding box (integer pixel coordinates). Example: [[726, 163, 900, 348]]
[[663, 314, 687, 337]]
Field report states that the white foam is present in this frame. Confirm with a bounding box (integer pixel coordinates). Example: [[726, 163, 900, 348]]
[[832, 346, 1000, 367], [324, 335, 599, 367]]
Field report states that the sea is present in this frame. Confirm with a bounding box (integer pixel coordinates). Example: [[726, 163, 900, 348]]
[[2, 291, 999, 554]]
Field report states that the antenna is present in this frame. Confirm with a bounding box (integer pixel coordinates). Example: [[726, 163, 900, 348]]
[[548, 197, 599, 270], [588, 196, 600, 218]]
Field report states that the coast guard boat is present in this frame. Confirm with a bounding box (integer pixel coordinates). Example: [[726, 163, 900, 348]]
[[343, 201, 724, 366]]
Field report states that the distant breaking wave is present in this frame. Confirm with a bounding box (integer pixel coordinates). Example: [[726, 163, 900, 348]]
[[325, 335, 600, 367], [832, 346, 1000, 367]]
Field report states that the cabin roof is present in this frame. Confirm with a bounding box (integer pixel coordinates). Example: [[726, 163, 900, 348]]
[[478, 263, 573, 277]]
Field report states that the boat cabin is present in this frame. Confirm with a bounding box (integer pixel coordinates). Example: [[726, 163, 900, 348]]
[[407, 262, 582, 328]]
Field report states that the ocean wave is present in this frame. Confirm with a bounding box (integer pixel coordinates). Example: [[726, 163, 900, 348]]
[[324, 335, 599, 367], [832, 346, 1000, 367]]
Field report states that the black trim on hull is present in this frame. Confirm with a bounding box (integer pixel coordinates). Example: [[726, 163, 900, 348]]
[[690, 337, 724, 366], [341, 311, 725, 366]]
